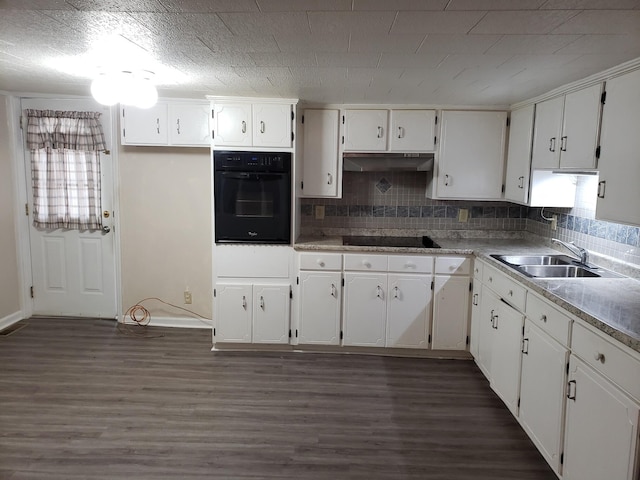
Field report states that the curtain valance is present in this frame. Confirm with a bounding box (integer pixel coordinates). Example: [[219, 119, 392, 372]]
[[26, 109, 106, 151]]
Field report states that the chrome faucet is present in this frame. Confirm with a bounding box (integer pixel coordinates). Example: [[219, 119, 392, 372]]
[[552, 238, 589, 266]]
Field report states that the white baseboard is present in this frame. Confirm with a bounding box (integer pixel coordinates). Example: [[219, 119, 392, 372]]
[[0, 311, 24, 332], [121, 315, 212, 329]]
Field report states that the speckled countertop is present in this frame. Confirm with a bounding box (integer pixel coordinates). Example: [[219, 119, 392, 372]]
[[295, 236, 640, 353]]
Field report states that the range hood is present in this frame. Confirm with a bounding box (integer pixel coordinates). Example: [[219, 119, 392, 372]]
[[343, 152, 434, 172]]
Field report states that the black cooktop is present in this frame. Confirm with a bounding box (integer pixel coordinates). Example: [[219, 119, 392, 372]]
[[342, 236, 441, 248]]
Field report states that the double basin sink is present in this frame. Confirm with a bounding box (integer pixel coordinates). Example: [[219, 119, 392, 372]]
[[491, 254, 622, 279]]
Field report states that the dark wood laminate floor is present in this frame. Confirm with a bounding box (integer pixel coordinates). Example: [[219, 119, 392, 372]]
[[0, 318, 557, 480]]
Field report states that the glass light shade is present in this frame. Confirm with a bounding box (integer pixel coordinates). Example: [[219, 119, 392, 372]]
[[131, 77, 158, 109], [91, 70, 158, 109], [90, 73, 119, 106]]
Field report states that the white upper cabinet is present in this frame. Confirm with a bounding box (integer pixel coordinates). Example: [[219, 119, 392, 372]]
[[121, 103, 169, 145], [435, 110, 507, 200], [531, 83, 603, 170], [596, 69, 640, 226], [212, 99, 295, 149], [168, 102, 211, 146], [343, 109, 388, 151], [301, 109, 341, 198], [504, 105, 534, 204], [121, 101, 210, 147], [389, 110, 436, 152]]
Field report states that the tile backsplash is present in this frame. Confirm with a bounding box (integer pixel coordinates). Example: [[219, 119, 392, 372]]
[[300, 171, 640, 267]]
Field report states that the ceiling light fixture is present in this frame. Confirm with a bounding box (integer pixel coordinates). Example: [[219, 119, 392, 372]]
[[91, 70, 158, 109]]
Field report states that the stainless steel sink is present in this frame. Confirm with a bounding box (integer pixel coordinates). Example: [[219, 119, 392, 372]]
[[518, 265, 601, 278], [496, 255, 575, 266]]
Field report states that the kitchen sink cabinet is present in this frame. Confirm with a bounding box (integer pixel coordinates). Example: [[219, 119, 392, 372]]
[[298, 270, 342, 346], [343, 109, 389, 151], [434, 110, 507, 200], [431, 256, 471, 351], [531, 83, 603, 171], [386, 273, 432, 349], [300, 109, 341, 198], [504, 105, 534, 204], [214, 283, 290, 344], [121, 101, 211, 146], [343, 272, 388, 347], [212, 100, 295, 149], [596, 68, 640, 226], [519, 319, 569, 474]]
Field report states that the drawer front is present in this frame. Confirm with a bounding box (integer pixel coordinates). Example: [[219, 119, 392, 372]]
[[344, 254, 388, 271], [483, 264, 527, 311], [435, 256, 471, 275], [299, 253, 342, 271], [388, 255, 433, 274], [525, 293, 571, 346], [473, 259, 484, 280], [571, 321, 640, 402]]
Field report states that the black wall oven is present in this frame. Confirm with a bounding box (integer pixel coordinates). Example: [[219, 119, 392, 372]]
[[214, 151, 291, 244]]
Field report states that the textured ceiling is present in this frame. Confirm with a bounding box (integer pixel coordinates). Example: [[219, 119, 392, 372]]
[[1, 0, 640, 106]]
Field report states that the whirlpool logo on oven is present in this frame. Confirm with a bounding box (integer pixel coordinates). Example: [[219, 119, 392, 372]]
[[248, 231, 258, 237]]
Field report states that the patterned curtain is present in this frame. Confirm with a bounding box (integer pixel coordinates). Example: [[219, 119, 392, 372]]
[[26, 110, 106, 230]]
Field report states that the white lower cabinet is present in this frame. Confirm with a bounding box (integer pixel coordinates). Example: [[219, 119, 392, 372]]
[[519, 320, 569, 474], [215, 283, 290, 344], [298, 270, 342, 345], [563, 355, 639, 480], [343, 272, 387, 347], [386, 274, 431, 349]]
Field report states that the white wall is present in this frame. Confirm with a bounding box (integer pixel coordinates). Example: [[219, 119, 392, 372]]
[[0, 95, 22, 324], [118, 146, 213, 324]]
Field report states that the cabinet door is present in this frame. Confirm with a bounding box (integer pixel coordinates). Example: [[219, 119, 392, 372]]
[[343, 273, 386, 347], [389, 110, 436, 152], [490, 299, 524, 416], [504, 105, 534, 204], [519, 320, 569, 474], [299, 271, 341, 345], [343, 109, 388, 151], [253, 284, 290, 344], [301, 109, 340, 197], [436, 111, 507, 200], [213, 103, 252, 147], [253, 103, 292, 148], [215, 283, 252, 343], [469, 280, 482, 359], [596, 69, 640, 226], [563, 355, 640, 480], [477, 287, 499, 378], [431, 274, 470, 350], [168, 102, 211, 146], [386, 274, 431, 349], [121, 104, 168, 145], [531, 96, 563, 169], [560, 84, 602, 170]]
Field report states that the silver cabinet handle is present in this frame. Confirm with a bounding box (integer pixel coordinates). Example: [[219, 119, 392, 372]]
[[549, 137, 556, 152], [176, 118, 180, 135], [327, 173, 332, 185], [522, 338, 529, 355], [363, 261, 371, 268], [156, 118, 160, 134], [518, 176, 524, 189], [472, 293, 478, 306], [508, 289, 513, 297], [444, 174, 450, 186], [241, 120, 246, 133], [330, 283, 337, 297], [560, 135, 567, 152], [594, 352, 605, 363], [242, 295, 247, 309], [597, 180, 606, 198], [393, 286, 399, 299], [540, 314, 547, 323], [317, 259, 325, 267], [376, 285, 383, 299], [377, 126, 383, 138], [260, 120, 265, 133], [492, 313, 499, 329], [397, 126, 404, 138], [102, 225, 111, 234], [567, 380, 577, 400], [260, 296, 264, 309]]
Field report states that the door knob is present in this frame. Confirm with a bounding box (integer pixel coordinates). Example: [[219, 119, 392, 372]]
[[102, 225, 111, 233]]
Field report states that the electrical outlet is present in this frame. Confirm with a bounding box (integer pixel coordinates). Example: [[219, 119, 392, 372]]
[[551, 215, 558, 231], [184, 291, 192, 304], [458, 208, 469, 223], [315, 205, 325, 220]]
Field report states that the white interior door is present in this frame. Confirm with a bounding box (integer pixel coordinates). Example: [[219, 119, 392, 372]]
[[22, 98, 117, 318]]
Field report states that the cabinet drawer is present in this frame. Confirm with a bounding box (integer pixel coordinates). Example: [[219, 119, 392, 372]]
[[299, 253, 342, 271], [525, 293, 571, 346], [435, 256, 471, 275], [473, 259, 484, 280], [344, 254, 388, 271], [571, 321, 640, 402], [483, 264, 527, 311], [388, 255, 433, 274]]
